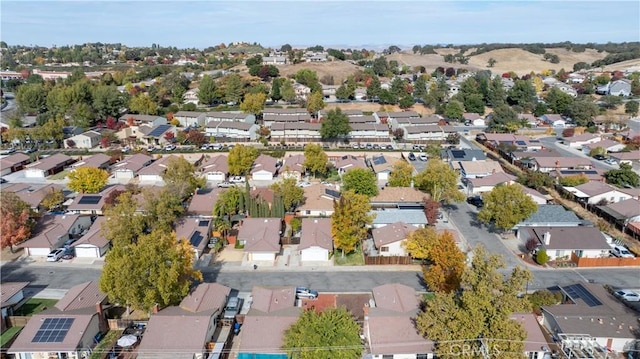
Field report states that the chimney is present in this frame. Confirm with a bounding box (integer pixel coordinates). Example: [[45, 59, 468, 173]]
[[152, 304, 159, 314], [96, 302, 108, 332], [543, 231, 551, 246]]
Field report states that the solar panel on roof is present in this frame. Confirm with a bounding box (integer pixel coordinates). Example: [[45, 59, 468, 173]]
[[450, 150, 466, 159], [325, 189, 340, 199], [372, 156, 387, 165], [32, 318, 75, 343], [515, 140, 527, 146], [148, 124, 171, 138], [189, 232, 203, 247], [77, 195, 102, 205], [198, 220, 210, 227], [563, 284, 602, 307]]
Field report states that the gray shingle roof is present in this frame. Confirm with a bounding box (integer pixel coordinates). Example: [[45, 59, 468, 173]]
[[518, 205, 582, 226], [371, 210, 427, 226]]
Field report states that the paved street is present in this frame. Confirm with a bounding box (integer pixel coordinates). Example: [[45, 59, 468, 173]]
[[539, 136, 618, 171]]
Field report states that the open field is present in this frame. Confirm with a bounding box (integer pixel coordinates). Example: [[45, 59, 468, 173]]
[[276, 61, 363, 83]]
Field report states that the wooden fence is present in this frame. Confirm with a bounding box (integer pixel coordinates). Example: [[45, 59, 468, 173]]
[[107, 318, 133, 330], [6, 316, 30, 327], [571, 252, 640, 267], [364, 255, 413, 265], [280, 237, 300, 245]]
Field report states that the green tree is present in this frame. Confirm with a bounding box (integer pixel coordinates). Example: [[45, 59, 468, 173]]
[[403, 227, 466, 293], [294, 68, 321, 93], [16, 83, 46, 113], [488, 58, 497, 67], [270, 77, 284, 102], [535, 249, 549, 265], [488, 104, 520, 133], [414, 160, 464, 203], [444, 100, 464, 120], [545, 87, 574, 115], [398, 94, 415, 109], [413, 75, 429, 100], [40, 187, 65, 211], [567, 98, 599, 126], [303, 143, 329, 177], [101, 192, 146, 245], [320, 108, 351, 140], [487, 76, 507, 107], [306, 91, 325, 116], [416, 245, 532, 359], [283, 307, 362, 359], [227, 144, 258, 175], [100, 230, 202, 313], [342, 168, 378, 197], [162, 156, 205, 200], [142, 188, 184, 232], [240, 92, 266, 116], [559, 174, 590, 187], [507, 79, 536, 109], [464, 93, 485, 114], [388, 160, 414, 187], [270, 177, 305, 212], [366, 75, 381, 100], [527, 290, 562, 313], [600, 95, 623, 110], [478, 184, 538, 232], [517, 171, 553, 190], [92, 85, 127, 120], [224, 74, 244, 104], [604, 163, 640, 188], [67, 167, 109, 193], [280, 79, 296, 103], [335, 84, 351, 101], [198, 75, 217, 105], [331, 190, 373, 256], [128, 94, 157, 115], [625, 100, 639, 116], [213, 186, 245, 217]]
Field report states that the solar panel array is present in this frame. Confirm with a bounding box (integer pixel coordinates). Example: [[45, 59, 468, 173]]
[[515, 140, 527, 146], [450, 150, 466, 159], [77, 195, 102, 205], [32, 318, 75, 343], [325, 189, 340, 199], [372, 156, 386, 165], [560, 170, 598, 175], [148, 124, 172, 138], [563, 284, 602, 307], [189, 231, 203, 247]]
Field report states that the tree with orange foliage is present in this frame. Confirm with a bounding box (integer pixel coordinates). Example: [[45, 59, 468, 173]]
[[403, 227, 466, 293], [0, 192, 34, 253]]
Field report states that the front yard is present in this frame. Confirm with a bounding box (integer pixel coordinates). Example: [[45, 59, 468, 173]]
[[333, 247, 365, 266], [13, 298, 58, 316]]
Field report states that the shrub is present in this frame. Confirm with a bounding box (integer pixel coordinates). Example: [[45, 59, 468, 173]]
[[535, 249, 549, 265]]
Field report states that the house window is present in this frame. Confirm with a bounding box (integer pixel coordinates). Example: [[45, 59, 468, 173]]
[[381, 247, 389, 252], [306, 210, 311, 215]]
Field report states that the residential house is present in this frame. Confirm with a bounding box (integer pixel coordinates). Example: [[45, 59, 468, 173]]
[[318, 109, 364, 120], [0, 153, 31, 176], [142, 124, 177, 146], [598, 79, 632, 97], [2, 183, 65, 211], [608, 150, 640, 166], [137, 283, 231, 359], [553, 82, 578, 97], [371, 221, 416, 257], [118, 114, 167, 127], [403, 125, 456, 142], [373, 111, 389, 124], [518, 113, 538, 128], [593, 115, 628, 131], [238, 286, 299, 359], [369, 187, 426, 210], [112, 153, 154, 180], [270, 122, 321, 143], [262, 108, 309, 117], [20, 214, 92, 256], [521, 226, 610, 261], [479, 133, 544, 152], [598, 198, 640, 233], [510, 313, 550, 359], [549, 168, 605, 183], [9, 281, 109, 359], [262, 56, 286, 65], [174, 111, 207, 127], [442, 148, 486, 164], [205, 111, 256, 124], [68, 154, 111, 171], [334, 154, 367, 174], [541, 282, 639, 353], [364, 283, 434, 359], [205, 121, 259, 142], [175, 217, 212, 259], [72, 217, 110, 258], [251, 154, 278, 181], [183, 88, 199, 105], [389, 114, 443, 132], [66, 185, 126, 216], [466, 172, 516, 196], [521, 186, 551, 205], [514, 204, 584, 236], [293, 82, 311, 100], [567, 181, 637, 205], [24, 154, 75, 178], [137, 155, 177, 183], [199, 155, 228, 182], [348, 115, 377, 124], [299, 218, 332, 262], [296, 184, 339, 217], [1, 282, 29, 332], [281, 154, 305, 182], [540, 114, 566, 128], [463, 112, 485, 126], [564, 133, 601, 149], [349, 123, 390, 142], [238, 218, 282, 263], [368, 154, 401, 182], [530, 156, 593, 173], [187, 188, 225, 217], [371, 209, 428, 229], [386, 111, 420, 125], [582, 139, 625, 154], [64, 131, 102, 149], [457, 160, 504, 179]]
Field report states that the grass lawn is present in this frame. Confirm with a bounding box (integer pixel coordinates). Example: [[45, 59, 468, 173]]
[[13, 298, 58, 316], [333, 247, 365, 266], [0, 326, 23, 347], [48, 169, 69, 180], [89, 330, 123, 359]]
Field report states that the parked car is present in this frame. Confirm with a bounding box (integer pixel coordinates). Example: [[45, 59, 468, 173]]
[[611, 245, 635, 258], [230, 176, 245, 183], [385, 144, 394, 150], [46, 248, 66, 262], [217, 181, 234, 188], [223, 295, 243, 320], [593, 154, 607, 161], [604, 158, 617, 165], [614, 290, 640, 302], [408, 152, 416, 161], [295, 287, 318, 299], [467, 196, 483, 208], [419, 153, 428, 161], [297, 181, 312, 188], [164, 144, 176, 151], [351, 143, 359, 149]]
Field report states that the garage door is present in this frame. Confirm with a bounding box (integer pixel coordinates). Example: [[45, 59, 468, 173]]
[[24, 169, 45, 178], [301, 247, 329, 262], [28, 247, 51, 256], [251, 252, 275, 261], [252, 171, 273, 181], [75, 246, 99, 258], [207, 173, 225, 181]]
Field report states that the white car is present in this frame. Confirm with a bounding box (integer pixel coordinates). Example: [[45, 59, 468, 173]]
[[164, 144, 176, 151], [419, 154, 428, 161], [230, 176, 245, 183], [611, 245, 635, 258], [614, 290, 640, 302], [296, 287, 318, 299], [46, 249, 65, 262], [297, 181, 312, 188]]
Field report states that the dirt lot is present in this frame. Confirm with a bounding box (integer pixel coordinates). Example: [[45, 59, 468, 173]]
[[277, 61, 362, 84]]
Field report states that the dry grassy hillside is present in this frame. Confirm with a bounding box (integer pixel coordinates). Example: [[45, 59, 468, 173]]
[[385, 52, 480, 72], [602, 58, 640, 72], [324, 102, 435, 116], [276, 61, 362, 83]]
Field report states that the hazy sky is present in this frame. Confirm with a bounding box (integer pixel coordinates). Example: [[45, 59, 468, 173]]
[[2, 1, 639, 49]]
